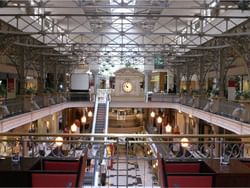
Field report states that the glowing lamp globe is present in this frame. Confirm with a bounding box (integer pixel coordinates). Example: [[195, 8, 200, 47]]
[[88, 111, 93, 117], [71, 123, 77, 133], [55, 137, 63, 147], [181, 138, 189, 148], [150, 111, 155, 118], [157, 116, 162, 124], [81, 116, 87, 123], [165, 124, 172, 133]]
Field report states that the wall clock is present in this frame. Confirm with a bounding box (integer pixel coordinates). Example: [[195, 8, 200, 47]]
[[122, 81, 133, 93]]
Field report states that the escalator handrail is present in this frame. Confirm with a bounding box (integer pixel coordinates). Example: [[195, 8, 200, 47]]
[[104, 95, 110, 137], [91, 95, 99, 141]]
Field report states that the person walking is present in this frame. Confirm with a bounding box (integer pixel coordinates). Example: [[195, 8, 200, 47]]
[[87, 144, 93, 171]]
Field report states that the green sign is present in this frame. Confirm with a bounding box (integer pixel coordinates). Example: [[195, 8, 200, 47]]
[[154, 55, 164, 69]]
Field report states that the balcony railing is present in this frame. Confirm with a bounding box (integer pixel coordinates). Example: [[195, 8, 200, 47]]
[[1, 92, 250, 125], [0, 133, 249, 187], [0, 133, 248, 160], [149, 93, 250, 123], [0, 92, 89, 119]]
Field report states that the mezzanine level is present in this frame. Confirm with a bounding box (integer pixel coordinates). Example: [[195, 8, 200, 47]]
[[0, 92, 250, 134]]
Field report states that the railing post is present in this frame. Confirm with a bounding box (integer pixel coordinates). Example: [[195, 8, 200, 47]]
[[31, 137, 35, 157], [219, 137, 224, 159], [22, 136, 30, 157], [116, 137, 119, 188], [166, 136, 170, 160], [126, 138, 129, 188], [20, 136, 25, 157]]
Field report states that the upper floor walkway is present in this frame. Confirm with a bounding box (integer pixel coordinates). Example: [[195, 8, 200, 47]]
[[0, 91, 250, 134]]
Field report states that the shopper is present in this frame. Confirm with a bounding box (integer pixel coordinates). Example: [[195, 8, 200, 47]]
[[87, 144, 93, 171]]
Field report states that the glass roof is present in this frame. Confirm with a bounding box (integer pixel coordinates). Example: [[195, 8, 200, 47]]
[[98, 0, 144, 77]]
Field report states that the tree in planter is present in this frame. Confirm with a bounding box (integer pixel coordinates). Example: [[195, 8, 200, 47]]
[[191, 89, 199, 96], [209, 88, 219, 98], [0, 0, 8, 7], [25, 87, 35, 95], [235, 90, 242, 100], [180, 88, 187, 95], [43, 87, 55, 94], [242, 91, 250, 100], [234, 90, 250, 100], [0, 84, 10, 116], [0, 84, 7, 99]]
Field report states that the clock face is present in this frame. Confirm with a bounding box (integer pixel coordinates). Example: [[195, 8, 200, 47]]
[[122, 81, 133, 93]]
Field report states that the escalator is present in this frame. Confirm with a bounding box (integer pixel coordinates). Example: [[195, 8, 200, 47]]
[[84, 92, 110, 186], [94, 103, 107, 134]]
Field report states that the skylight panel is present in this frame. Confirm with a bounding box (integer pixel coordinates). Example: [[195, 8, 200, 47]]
[[110, 0, 136, 14], [96, 0, 144, 76]]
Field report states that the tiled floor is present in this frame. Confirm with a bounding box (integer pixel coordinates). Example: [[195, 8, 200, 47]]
[[84, 146, 160, 187], [106, 157, 158, 187]]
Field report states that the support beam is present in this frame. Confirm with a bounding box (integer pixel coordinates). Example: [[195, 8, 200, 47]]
[[218, 49, 225, 97]]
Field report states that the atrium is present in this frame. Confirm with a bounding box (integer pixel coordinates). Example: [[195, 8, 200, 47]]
[[1, 0, 250, 187]]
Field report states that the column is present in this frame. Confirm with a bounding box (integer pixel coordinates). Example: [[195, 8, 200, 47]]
[[218, 49, 225, 97], [242, 137, 250, 158], [167, 71, 174, 93], [185, 64, 192, 94], [23, 136, 29, 157], [91, 70, 99, 92], [184, 114, 189, 134], [144, 71, 149, 94], [175, 67, 181, 93], [37, 119, 47, 134], [53, 63, 58, 91], [51, 113, 58, 133], [144, 70, 151, 102], [37, 56, 46, 93], [105, 77, 110, 89], [159, 72, 166, 92], [198, 56, 206, 93], [18, 44, 26, 95], [212, 124, 220, 158]]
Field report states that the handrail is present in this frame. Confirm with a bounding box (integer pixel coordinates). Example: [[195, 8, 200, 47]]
[[0, 133, 249, 163], [1, 134, 250, 144], [1, 93, 249, 125], [104, 95, 110, 136], [0, 132, 248, 187], [1, 132, 250, 138], [91, 96, 99, 141]]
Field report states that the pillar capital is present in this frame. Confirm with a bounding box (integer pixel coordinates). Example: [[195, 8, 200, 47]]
[[90, 69, 99, 75], [144, 70, 152, 75]]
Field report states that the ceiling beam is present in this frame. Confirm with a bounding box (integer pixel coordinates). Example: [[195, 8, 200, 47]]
[[0, 13, 249, 19], [2, 4, 243, 10]]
